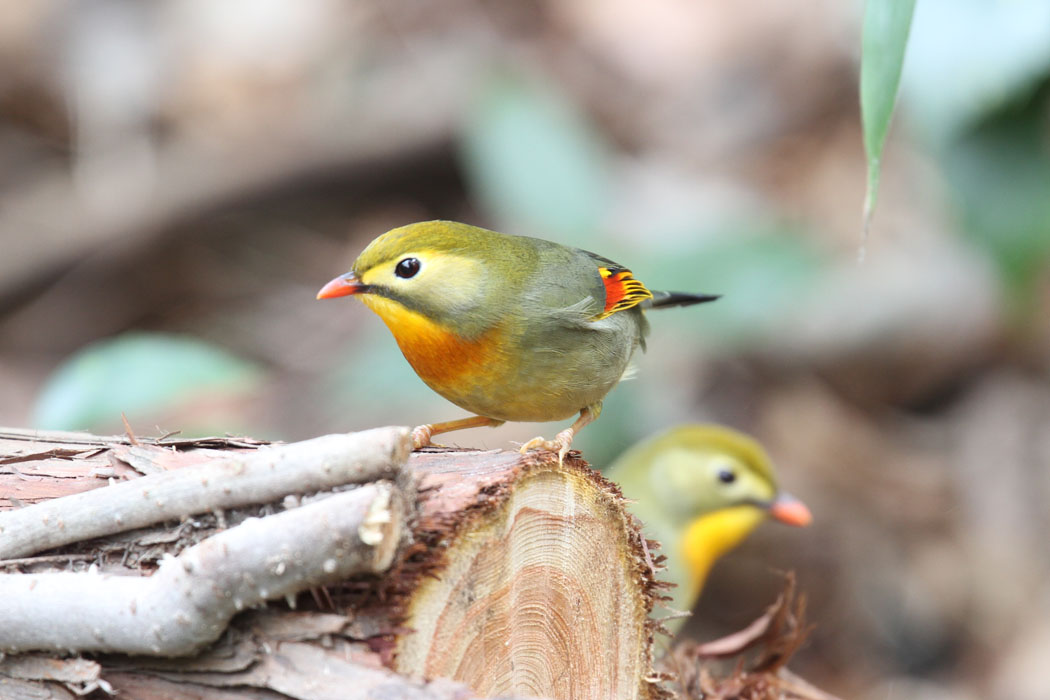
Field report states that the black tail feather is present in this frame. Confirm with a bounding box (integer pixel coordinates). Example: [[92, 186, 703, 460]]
[[645, 291, 721, 309]]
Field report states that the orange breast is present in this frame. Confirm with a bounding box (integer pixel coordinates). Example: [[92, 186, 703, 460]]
[[360, 295, 506, 401]]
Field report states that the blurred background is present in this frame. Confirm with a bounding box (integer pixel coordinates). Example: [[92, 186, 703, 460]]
[[1, 0, 1048, 697]]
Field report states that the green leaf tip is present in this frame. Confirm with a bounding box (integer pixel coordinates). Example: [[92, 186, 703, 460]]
[[860, 0, 917, 254]]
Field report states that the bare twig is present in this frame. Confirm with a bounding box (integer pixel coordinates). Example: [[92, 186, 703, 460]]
[[0, 482, 404, 656], [121, 413, 140, 446]]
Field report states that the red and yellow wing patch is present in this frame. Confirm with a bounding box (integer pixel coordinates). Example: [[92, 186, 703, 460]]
[[596, 267, 653, 319]]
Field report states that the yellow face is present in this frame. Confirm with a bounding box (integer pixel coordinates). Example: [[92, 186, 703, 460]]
[[317, 221, 552, 416], [333, 220, 544, 340], [356, 248, 485, 317], [648, 446, 778, 522], [351, 239, 509, 405], [605, 424, 810, 624]]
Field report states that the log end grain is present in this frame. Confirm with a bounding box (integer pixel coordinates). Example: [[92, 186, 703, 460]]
[[394, 449, 666, 700]]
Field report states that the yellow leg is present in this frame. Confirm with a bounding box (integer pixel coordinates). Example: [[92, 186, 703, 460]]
[[412, 415, 505, 449], [520, 403, 602, 464]]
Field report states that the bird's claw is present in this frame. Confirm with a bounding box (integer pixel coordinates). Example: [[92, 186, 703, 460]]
[[411, 425, 448, 450], [411, 425, 432, 450], [519, 436, 552, 453], [519, 429, 574, 464]]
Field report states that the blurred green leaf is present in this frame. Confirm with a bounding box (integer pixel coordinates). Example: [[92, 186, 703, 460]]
[[460, 76, 610, 241], [33, 332, 261, 431], [900, 0, 1050, 143], [861, 0, 916, 242], [945, 82, 1050, 317]]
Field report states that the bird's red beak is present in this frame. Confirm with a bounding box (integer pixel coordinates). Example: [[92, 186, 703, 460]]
[[767, 492, 812, 527], [316, 272, 367, 300]]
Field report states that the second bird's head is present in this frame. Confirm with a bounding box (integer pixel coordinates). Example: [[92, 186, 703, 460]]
[[610, 424, 812, 618], [634, 425, 811, 527]]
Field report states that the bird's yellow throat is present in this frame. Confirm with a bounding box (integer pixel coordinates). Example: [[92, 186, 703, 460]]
[[357, 294, 503, 392], [680, 506, 767, 605]]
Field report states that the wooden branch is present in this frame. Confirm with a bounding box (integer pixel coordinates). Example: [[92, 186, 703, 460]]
[[0, 482, 403, 656], [0, 427, 411, 559]]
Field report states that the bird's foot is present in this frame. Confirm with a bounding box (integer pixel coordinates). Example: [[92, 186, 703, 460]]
[[411, 424, 446, 450], [519, 428, 575, 464], [412, 416, 504, 450]]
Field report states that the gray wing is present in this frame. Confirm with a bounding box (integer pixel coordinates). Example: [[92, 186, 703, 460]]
[[519, 241, 610, 328]]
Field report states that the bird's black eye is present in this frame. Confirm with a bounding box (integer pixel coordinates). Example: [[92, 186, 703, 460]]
[[717, 469, 736, 484], [395, 257, 421, 279]]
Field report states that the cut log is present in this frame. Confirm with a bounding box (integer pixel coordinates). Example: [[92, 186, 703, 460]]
[[0, 429, 666, 700], [391, 449, 663, 700]]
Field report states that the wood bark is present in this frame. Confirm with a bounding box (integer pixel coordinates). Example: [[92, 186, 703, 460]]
[[0, 428, 411, 559], [0, 428, 665, 700]]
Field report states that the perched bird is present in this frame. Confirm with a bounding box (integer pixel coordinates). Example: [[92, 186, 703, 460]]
[[606, 425, 811, 632], [317, 220, 718, 458]]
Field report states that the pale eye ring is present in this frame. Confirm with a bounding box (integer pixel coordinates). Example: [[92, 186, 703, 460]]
[[395, 257, 421, 279]]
